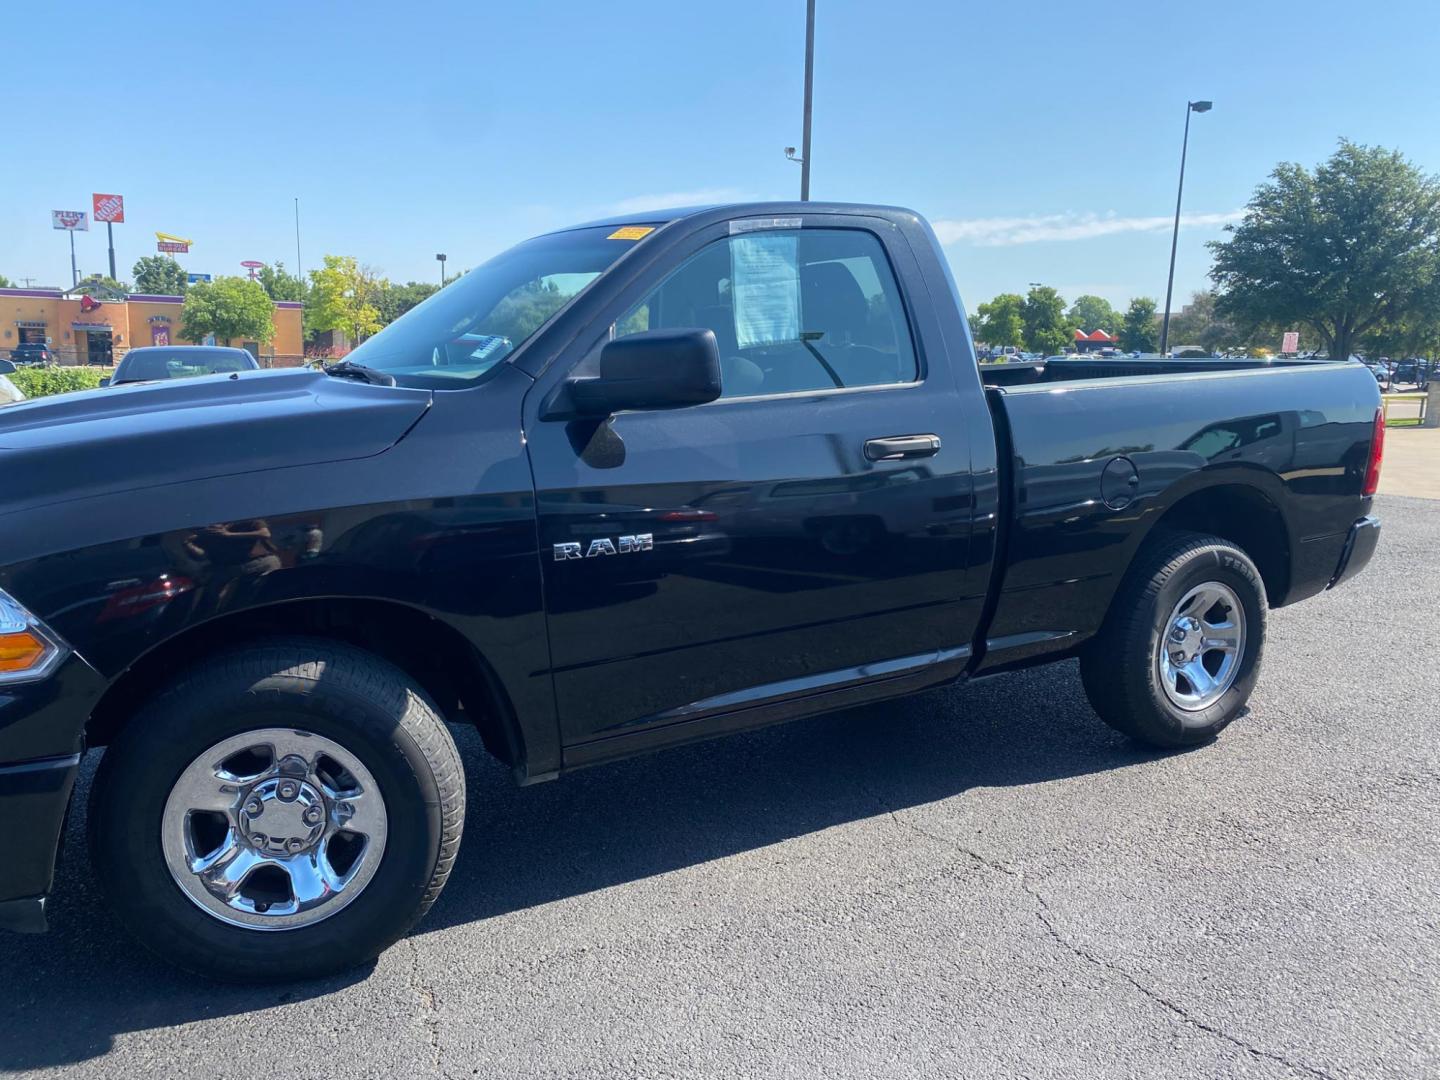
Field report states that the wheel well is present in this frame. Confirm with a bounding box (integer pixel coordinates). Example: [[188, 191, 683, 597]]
[[84, 598, 525, 767], [1149, 484, 1290, 603]]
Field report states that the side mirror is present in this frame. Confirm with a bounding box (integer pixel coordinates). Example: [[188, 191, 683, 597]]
[[566, 328, 722, 417], [98, 376, 111, 387], [0, 359, 15, 375]]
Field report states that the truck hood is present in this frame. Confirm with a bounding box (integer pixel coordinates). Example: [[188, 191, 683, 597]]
[[0, 368, 431, 514]]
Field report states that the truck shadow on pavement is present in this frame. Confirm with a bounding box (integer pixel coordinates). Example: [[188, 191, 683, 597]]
[[0, 659, 1174, 1071]]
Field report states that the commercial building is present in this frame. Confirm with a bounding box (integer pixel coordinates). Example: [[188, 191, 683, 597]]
[[1073, 328, 1118, 353], [1, 288, 304, 366]]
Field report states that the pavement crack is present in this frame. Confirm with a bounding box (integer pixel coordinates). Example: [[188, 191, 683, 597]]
[[406, 937, 450, 1080], [1026, 899, 1338, 1080], [870, 792, 1340, 1080]]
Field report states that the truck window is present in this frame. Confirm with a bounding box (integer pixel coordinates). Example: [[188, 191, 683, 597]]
[[345, 226, 650, 388], [614, 228, 918, 399]]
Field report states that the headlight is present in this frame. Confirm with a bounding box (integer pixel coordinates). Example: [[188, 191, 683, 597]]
[[0, 588, 68, 684]]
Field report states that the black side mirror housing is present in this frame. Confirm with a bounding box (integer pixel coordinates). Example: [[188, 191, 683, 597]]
[[565, 329, 722, 417], [98, 376, 112, 387], [0, 359, 15, 375]]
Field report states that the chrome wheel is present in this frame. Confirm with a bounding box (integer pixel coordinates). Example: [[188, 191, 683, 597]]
[[1157, 581, 1246, 711], [161, 728, 387, 931]]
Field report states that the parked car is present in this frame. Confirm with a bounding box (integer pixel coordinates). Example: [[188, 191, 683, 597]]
[[8, 343, 53, 366], [103, 345, 259, 386], [0, 202, 1383, 981], [1391, 358, 1423, 385], [0, 359, 25, 406]]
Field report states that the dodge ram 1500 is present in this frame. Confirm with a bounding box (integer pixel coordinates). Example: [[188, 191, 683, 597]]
[[0, 203, 1382, 979]]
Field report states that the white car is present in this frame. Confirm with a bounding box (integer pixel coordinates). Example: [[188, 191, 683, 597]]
[[0, 361, 26, 406]]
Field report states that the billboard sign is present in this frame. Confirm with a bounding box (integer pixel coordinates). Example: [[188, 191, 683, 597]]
[[92, 193, 125, 223], [52, 210, 89, 231], [157, 240, 190, 253], [186, 273, 212, 284], [1281, 331, 1300, 354]]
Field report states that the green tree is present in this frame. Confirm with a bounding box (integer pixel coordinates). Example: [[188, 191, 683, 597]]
[[1067, 294, 1120, 335], [73, 274, 128, 298], [1119, 297, 1159, 353], [180, 276, 275, 345], [1168, 291, 1245, 354], [256, 262, 306, 302], [376, 280, 440, 326], [0, 274, 13, 288], [1361, 302, 1440, 360], [974, 293, 1026, 348], [131, 255, 188, 296], [308, 255, 382, 344], [1022, 285, 1071, 355], [1210, 140, 1440, 364]]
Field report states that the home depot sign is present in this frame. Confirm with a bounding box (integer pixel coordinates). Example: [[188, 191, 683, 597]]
[[93, 193, 125, 223]]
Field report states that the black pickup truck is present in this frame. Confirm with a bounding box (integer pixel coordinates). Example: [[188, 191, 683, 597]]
[[0, 203, 1383, 980]]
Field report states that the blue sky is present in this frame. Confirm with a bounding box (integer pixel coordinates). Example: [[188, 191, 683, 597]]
[[4, 0, 1438, 314]]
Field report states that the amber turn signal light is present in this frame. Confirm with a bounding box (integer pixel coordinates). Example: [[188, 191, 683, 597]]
[[0, 631, 50, 673], [0, 587, 68, 684]]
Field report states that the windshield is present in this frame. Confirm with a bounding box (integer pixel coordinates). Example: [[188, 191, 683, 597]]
[[344, 225, 654, 388], [118, 348, 255, 381]]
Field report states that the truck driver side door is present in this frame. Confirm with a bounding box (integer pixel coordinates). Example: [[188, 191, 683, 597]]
[[523, 214, 984, 762]]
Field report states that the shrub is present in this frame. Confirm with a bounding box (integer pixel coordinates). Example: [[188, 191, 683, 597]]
[[9, 366, 110, 399]]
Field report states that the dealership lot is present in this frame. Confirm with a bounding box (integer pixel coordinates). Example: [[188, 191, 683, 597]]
[[2, 495, 1435, 1080]]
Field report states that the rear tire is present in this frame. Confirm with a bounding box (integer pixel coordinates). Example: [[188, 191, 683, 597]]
[[89, 638, 465, 982], [1081, 532, 1266, 748]]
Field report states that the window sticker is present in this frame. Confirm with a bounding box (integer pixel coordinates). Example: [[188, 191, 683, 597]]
[[731, 234, 801, 348], [607, 226, 655, 241]]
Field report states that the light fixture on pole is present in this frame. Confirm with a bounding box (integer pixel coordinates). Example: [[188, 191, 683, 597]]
[[436, 253, 447, 287], [1159, 100, 1212, 357]]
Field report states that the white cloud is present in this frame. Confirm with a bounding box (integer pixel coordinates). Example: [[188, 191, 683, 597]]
[[608, 187, 753, 214], [932, 209, 1243, 247]]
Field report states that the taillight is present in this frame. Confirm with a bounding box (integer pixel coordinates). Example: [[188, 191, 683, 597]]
[[1362, 407, 1384, 496]]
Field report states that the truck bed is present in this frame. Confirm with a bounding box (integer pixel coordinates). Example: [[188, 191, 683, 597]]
[[975, 359, 1377, 672], [980, 356, 1333, 387]]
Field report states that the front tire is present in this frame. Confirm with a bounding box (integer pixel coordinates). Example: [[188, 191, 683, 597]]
[[89, 638, 465, 982], [1081, 532, 1266, 748]]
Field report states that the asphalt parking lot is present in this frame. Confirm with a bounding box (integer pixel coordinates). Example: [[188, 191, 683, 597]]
[[2, 495, 1436, 1080]]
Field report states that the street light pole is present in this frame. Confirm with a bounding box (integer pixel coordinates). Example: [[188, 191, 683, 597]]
[[799, 0, 815, 201], [436, 253, 447, 287], [294, 197, 304, 290], [1159, 100, 1212, 357]]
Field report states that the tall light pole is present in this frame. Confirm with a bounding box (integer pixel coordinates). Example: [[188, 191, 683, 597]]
[[294, 197, 304, 289], [800, 0, 815, 200], [436, 253, 447, 287], [1159, 100, 1212, 357]]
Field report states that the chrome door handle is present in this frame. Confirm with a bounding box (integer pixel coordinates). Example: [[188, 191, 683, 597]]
[[863, 434, 941, 461]]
